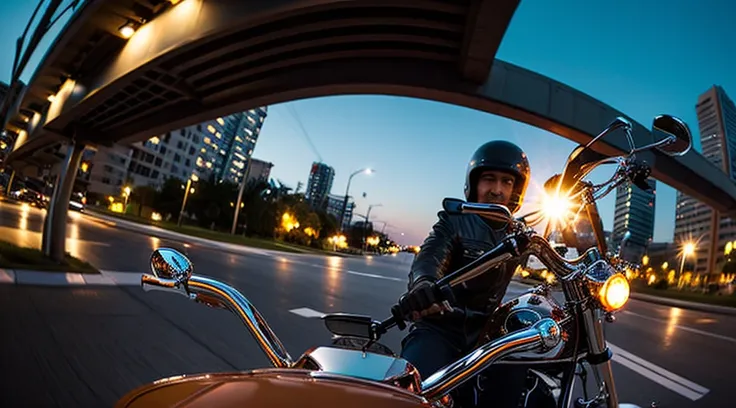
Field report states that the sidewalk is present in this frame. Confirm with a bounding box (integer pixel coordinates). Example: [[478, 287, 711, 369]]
[[0, 268, 142, 286]]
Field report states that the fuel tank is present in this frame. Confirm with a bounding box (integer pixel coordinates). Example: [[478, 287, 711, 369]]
[[115, 369, 430, 408]]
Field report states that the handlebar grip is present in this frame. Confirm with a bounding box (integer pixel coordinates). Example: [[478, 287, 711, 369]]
[[390, 305, 407, 331]]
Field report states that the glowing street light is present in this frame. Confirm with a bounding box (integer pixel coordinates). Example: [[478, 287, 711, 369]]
[[177, 174, 198, 226], [123, 186, 132, 210], [340, 167, 374, 231], [678, 241, 696, 286]]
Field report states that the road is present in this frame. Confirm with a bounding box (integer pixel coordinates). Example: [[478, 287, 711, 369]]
[[2, 201, 735, 407]]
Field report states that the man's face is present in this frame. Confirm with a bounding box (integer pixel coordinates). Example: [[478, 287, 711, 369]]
[[476, 170, 516, 206]]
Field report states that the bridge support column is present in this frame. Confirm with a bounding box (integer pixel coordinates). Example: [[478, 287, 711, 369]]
[[4, 170, 15, 196], [42, 141, 84, 262]]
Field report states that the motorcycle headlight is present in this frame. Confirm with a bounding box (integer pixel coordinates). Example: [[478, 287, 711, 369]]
[[598, 273, 630, 311]]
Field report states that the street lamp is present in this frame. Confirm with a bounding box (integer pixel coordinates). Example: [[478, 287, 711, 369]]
[[363, 203, 382, 252], [340, 168, 373, 231], [123, 186, 132, 210], [177, 174, 198, 227], [678, 241, 696, 287]]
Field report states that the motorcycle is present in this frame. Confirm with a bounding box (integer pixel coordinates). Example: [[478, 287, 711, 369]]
[[115, 114, 692, 408]]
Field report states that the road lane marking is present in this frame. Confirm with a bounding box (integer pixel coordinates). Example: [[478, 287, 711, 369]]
[[622, 310, 736, 344], [608, 343, 709, 401], [347, 270, 404, 282], [0, 269, 15, 283], [289, 307, 326, 318]]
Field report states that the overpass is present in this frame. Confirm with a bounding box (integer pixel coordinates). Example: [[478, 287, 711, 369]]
[[2, 0, 735, 262]]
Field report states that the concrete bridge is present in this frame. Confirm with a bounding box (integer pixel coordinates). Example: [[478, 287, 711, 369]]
[[2, 0, 734, 261]]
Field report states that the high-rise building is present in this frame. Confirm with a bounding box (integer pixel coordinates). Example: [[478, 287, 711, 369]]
[[612, 179, 656, 262], [326, 193, 355, 230], [244, 158, 273, 185], [198, 108, 268, 185], [675, 85, 736, 276], [85, 145, 133, 196], [305, 162, 335, 209], [103, 107, 267, 190], [126, 124, 205, 188]]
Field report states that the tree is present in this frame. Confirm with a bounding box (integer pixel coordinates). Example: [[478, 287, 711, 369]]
[[239, 179, 277, 237], [188, 177, 239, 230], [131, 185, 157, 217], [316, 211, 339, 238], [153, 178, 186, 220]]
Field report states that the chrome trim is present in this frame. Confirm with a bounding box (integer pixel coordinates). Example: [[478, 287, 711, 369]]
[[585, 116, 632, 150], [419, 319, 561, 401], [582, 308, 620, 407], [142, 273, 294, 368], [296, 346, 422, 392]]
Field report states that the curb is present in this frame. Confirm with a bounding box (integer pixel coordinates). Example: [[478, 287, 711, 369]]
[[512, 278, 736, 317], [83, 210, 338, 260], [0, 269, 142, 287], [629, 292, 736, 317]]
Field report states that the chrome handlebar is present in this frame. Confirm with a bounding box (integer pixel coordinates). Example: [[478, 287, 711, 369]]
[[420, 318, 561, 401], [141, 267, 563, 404], [141, 273, 294, 368]]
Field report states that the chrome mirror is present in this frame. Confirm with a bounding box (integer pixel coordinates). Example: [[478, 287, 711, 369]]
[[323, 313, 374, 339], [651, 115, 692, 156], [150, 248, 192, 283]]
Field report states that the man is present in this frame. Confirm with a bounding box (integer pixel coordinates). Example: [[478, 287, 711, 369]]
[[398, 140, 531, 407]]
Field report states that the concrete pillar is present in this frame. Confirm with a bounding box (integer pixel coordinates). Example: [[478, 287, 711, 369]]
[[41, 173, 59, 254], [707, 210, 720, 284], [4, 170, 15, 196], [42, 141, 84, 262]]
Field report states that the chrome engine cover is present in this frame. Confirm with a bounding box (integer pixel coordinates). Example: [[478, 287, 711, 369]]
[[479, 285, 574, 363]]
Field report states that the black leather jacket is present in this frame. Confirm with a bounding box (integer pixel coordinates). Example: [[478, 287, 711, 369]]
[[408, 211, 519, 316]]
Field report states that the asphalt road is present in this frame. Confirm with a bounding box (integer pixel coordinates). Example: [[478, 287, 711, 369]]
[[2, 201, 736, 407]]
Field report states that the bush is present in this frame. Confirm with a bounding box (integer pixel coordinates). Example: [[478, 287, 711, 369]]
[[653, 279, 669, 290]]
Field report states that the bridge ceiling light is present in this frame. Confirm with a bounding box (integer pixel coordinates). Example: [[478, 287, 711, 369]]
[[47, 94, 56, 102], [119, 22, 136, 39]]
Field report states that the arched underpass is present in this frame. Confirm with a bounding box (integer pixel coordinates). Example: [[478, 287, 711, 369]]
[[2, 0, 734, 266]]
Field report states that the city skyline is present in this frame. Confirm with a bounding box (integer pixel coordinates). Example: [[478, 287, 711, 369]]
[[2, 1, 736, 246]]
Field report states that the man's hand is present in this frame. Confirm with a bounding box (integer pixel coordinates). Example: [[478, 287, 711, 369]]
[[398, 280, 453, 321]]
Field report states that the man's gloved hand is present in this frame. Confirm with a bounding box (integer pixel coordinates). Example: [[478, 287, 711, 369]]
[[398, 280, 453, 321]]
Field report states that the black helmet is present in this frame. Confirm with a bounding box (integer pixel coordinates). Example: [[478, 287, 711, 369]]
[[464, 140, 531, 213]]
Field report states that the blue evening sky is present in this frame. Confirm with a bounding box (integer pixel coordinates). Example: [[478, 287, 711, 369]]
[[2, 0, 734, 246]]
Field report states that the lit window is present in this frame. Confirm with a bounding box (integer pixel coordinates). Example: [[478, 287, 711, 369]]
[[216, 132, 221, 139], [244, 128, 253, 136], [235, 136, 243, 142], [247, 116, 256, 124], [207, 125, 216, 134], [196, 157, 204, 167], [201, 147, 206, 153], [149, 136, 160, 145], [204, 137, 211, 144], [206, 162, 213, 169], [217, 117, 225, 125]]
